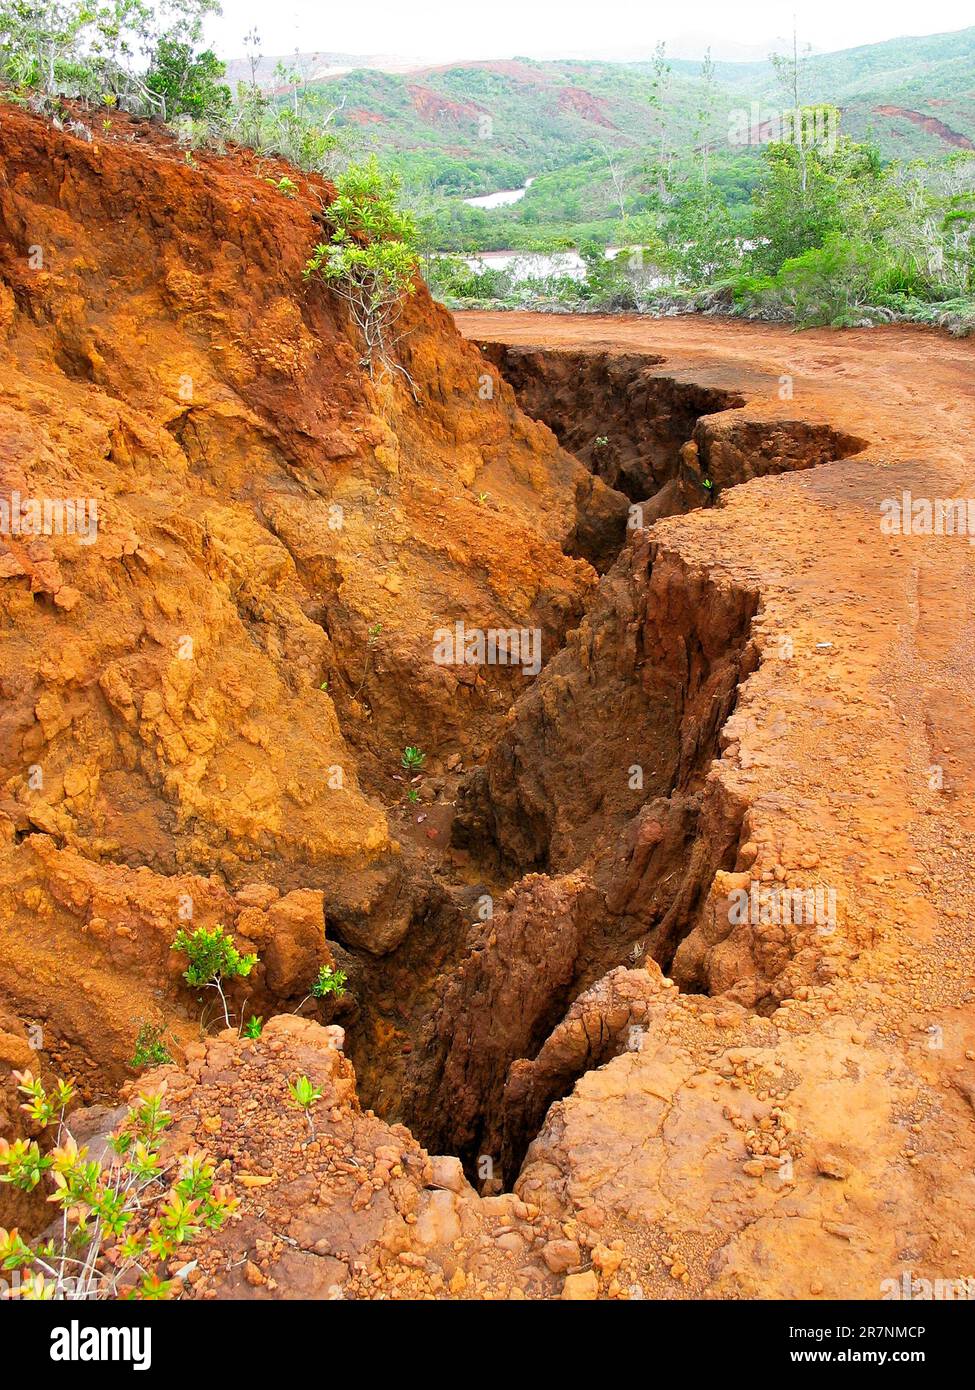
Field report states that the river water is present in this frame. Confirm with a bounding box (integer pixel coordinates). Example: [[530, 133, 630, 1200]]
[[462, 249, 589, 280], [459, 247, 664, 284], [456, 179, 663, 283], [463, 177, 535, 209]]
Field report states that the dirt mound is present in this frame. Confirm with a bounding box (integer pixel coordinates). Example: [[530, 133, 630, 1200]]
[[19, 1014, 633, 1299], [103, 1016, 603, 1300]]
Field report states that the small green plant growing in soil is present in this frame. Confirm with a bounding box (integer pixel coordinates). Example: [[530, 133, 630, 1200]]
[[242, 1015, 263, 1039], [130, 1023, 173, 1070], [594, 435, 609, 449], [401, 745, 425, 772], [406, 787, 420, 804], [312, 964, 347, 1000], [287, 1074, 323, 1138], [266, 174, 298, 196], [0, 1073, 237, 1300], [171, 925, 258, 1030], [293, 963, 348, 1016]]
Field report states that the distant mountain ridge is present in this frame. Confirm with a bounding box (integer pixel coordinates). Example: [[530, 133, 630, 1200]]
[[226, 28, 975, 250], [222, 52, 437, 86], [243, 26, 975, 169]]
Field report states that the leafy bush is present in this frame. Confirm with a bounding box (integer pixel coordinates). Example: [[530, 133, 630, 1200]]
[[145, 37, 230, 119], [425, 253, 516, 302], [0, 1072, 236, 1299], [130, 1022, 173, 1070], [305, 158, 419, 380], [733, 236, 882, 326], [259, 107, 340, 175], [311, 965, 347, 1000], [171, 925, 258, 1029], [574, 242, 639, 308]]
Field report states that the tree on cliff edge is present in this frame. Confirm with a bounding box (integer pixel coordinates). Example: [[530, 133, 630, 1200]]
[[144, 36, 229, 119], [305, 157, 420, 386]]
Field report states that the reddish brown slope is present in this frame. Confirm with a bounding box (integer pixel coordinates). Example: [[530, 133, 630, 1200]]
[[872, 104, 975, 148], [0, 106, 616, 1094]]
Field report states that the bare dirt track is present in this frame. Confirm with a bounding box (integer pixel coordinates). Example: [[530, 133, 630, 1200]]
[[449, 310, 975, 1298]]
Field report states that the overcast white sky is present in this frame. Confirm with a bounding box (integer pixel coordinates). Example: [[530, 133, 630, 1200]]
[[200, 0, 975, 63]]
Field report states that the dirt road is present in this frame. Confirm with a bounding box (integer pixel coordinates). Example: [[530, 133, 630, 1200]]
[[453, 310, 975, 1298]]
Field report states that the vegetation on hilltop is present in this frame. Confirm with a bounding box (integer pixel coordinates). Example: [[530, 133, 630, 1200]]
[[306, 32, 975, 205], [1, 8, 973, 333], [424, 115, 975, 334], [0, 3, 420, 367], [411, 36, 975, 334], [0, 1, 349, 171], [0, 0, 226, 118]]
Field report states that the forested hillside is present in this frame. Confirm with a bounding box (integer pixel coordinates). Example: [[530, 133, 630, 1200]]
[[256, 29, 975, 260]]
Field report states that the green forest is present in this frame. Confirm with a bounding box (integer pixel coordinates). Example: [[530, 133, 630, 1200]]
[[292, 30, 975, 330]]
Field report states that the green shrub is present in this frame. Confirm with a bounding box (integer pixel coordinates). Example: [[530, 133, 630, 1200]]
[[311, 965, 347, 1000], [305, 158, 419, 380], [130, 1022, 173, 1070], [171, 925, 258, 1030], [0, 1071, 237, 1299], [574, 243, 638, 308], [425, 253, 516, 302], [145, 38, 230, 120], [732, 236, 883, 326]]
